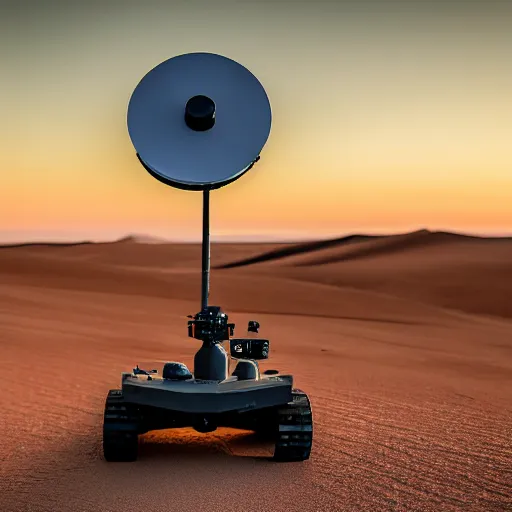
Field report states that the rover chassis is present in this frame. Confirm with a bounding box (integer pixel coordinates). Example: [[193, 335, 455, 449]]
[[102, 378, 313, 463]]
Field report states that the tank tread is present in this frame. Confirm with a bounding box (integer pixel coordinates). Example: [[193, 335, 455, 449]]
[[103, 389, 140, 462], [273, 388, 313, 462]]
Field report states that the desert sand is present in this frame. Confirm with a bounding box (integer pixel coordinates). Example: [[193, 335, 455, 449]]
[[1, 229, 511, 511]]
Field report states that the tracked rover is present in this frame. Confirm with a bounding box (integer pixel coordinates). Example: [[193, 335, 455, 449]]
[[102, 52, 313, 462]]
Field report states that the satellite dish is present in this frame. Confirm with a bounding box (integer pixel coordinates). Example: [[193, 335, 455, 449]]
[[127, 52, 272, 190]]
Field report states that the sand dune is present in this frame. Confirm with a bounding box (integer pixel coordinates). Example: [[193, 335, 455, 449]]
[[215, 230, 512, 319], [1, 231, 511, 511], [217, 229, 512, 268], [216, 233, 383, 269]]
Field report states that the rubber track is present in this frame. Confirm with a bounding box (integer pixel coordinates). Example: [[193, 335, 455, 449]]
[[273, 389, 313, 462], [103, 389, 140, 462]]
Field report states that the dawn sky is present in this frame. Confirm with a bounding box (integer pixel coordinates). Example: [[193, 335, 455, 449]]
[[1, 0, 511, 242]]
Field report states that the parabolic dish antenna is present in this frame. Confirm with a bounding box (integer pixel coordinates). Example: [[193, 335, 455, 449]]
[[127, 52, 272, 190], [126, 52, 272, 311]]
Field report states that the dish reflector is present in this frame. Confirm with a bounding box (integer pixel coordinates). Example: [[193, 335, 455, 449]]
[[127, 52, 272, 190]]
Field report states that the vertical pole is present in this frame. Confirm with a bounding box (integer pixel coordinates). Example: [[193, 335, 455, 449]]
[[201, 188, 210, 311]]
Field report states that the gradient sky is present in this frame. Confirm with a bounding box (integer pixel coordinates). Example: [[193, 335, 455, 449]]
[[1, 0, 511, 242]]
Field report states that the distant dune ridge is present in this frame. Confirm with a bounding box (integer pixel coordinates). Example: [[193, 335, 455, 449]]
[[215, 229, 512, 268], [2, 229, 512, 319], [0, 233, 170, 248], [1, 229, 512, 511]]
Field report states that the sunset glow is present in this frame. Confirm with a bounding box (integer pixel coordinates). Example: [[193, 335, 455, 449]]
[[2, 1, 511, 242]]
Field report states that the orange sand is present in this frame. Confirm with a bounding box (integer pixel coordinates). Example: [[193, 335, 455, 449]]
[[1, 230, 511, 511]]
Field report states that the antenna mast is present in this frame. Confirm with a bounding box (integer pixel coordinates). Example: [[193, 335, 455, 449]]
[[201, 188, 210, 311]]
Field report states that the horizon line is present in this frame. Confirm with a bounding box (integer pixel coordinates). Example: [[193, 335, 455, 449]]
[[1, 227, 512, 247]]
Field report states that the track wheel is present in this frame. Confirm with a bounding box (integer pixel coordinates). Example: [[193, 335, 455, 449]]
[[103, 389, 140, 462], [273, 389, 313, 462]]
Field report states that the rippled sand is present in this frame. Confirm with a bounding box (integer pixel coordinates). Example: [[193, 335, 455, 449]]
[[1, 231, 511, 511]]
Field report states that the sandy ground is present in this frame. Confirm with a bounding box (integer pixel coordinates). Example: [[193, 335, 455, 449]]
[[1, 230, 511, 511]]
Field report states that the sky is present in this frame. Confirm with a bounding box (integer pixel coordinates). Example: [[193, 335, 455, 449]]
[[1, 0, 511, 242]]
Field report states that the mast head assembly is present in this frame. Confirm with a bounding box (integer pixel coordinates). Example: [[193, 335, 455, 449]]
[[187, 306, 235, 345]]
